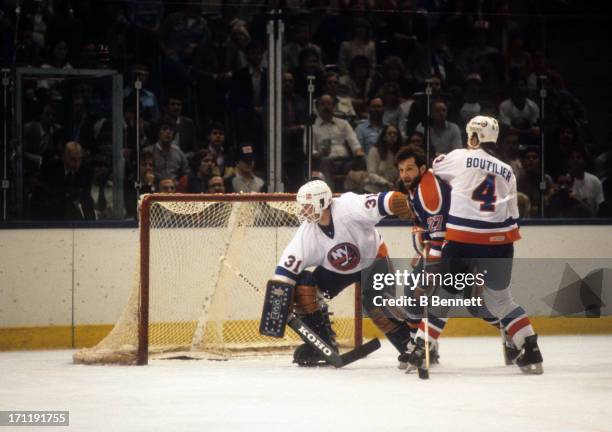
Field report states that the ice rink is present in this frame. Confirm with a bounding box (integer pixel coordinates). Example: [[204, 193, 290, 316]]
[[1, 335, 611, 432]]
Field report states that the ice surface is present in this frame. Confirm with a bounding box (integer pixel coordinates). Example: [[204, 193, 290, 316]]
[[1, 336, 611, 432]]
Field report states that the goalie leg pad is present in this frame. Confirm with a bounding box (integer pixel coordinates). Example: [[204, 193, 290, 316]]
[[259, 280, 294, 338], [293, 283, 320, 315]]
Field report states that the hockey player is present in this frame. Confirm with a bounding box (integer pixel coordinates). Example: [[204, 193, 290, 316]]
[[396, 144, 518, 369], [266, 179, 416, 366], [409, 115, 543, 374]]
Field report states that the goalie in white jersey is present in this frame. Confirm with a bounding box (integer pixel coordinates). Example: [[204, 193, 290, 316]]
[[271, 179, 416, 366], [426, 115, 543, 374]]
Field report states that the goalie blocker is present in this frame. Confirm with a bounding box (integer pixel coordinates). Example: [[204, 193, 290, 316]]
[[260, 280, 381, 367]]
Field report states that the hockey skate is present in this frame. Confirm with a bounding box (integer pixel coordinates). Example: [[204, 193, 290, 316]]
[[501, 328, 520, 365], [398, 338, 439, 372], [515, 334, 543, 375]]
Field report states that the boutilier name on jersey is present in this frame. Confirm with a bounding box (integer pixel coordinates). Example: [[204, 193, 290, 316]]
[[466, 157, 512, 182]]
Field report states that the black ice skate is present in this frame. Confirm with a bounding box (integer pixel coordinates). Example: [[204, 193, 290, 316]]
[[502, 328, 520, 365], [398, 338, 439, 373], [515, 334, 543, 375]]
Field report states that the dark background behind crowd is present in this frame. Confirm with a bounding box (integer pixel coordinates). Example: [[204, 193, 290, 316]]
[[0, 0, 611, 221]]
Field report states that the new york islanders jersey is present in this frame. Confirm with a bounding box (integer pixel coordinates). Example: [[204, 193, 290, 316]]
[[274, 192, 397, 284], [432, 148, 521, 245], [408, 170, 451, 258]]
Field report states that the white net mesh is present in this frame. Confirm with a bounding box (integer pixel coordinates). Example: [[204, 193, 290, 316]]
[[73, 194, 358, 364]]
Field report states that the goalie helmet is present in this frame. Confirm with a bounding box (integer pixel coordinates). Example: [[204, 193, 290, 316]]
[[466, 115, 499, 148], [296, 180, 332, 223]]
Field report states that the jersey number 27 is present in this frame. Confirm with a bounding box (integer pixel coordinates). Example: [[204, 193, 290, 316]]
[[472, 174, 496, 211]]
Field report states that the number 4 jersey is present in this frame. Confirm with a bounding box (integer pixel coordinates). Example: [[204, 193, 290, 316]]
[[273, 192, 401, 284], [432, 148, 521, 245]]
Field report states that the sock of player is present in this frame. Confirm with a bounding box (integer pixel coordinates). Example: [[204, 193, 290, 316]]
[[415, 315, 447, 342], [406, 317, 420, 340], [385, 321, 415, 353], [501, 307, 535, 349]]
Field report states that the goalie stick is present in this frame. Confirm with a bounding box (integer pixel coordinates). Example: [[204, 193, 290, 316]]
[[287, 314, 381, 368], [222, 257, 381, 367]]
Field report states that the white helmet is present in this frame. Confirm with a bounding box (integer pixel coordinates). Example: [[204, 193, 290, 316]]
[[296, 180, 332, 223], [466, 115, 499, 148]]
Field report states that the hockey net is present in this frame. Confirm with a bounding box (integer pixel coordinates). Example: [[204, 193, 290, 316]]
[[73, 193, 361, 365]]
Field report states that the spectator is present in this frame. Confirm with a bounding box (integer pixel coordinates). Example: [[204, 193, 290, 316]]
[[498, 78, 540, 142], [498, 131, 523, 177], [66, 94, 96, 153], [366, 124, 401, 191], [122, 97, 152, 164], [207, 175, 226, 194], [124, 63, 161, 123], [319, 72, 356, 124], [162, 95, 198, 158], [456, 21, 499, 81], [407, 131, 425, 151], [31, 141, 95, 220], [158, 177, 177, 193], [344, 156, 390, 194], [187, 150, 220, 193], [370, 56, 416, 100], [428, 31, 459, 86], [517, 146, 553, 218], [526, 51, 565, 98], [23, 104, 64, 169], [404, 74, 445, 135], [37, 40, 72, 100], [338, 18, 376, 76], [504, 37, 532, 83], [283, 21, 322, 73], [124, 149, 157, 219], [339, 55, 374, 119], [379, 82, 405, 130], [516, 192, 533, 218], [225, 22, 251, 72], [415, 99, 462, 155], [457, 73, 485, 129], [291, 46, 325, 100], [145, 119, 190, 183], [310, 94, 364, 160], [545, 125, 581, 179], [355, 97, 386, 154], [91, 154, 117, 220], [159, 3, 210, 95], [309, 94, 364, 186], [230, 40, 267, 163], [564, 147, 604, 216], [225, 145, 265, 193], [282, 72, 308, 192], [205, 122, 230, 176]]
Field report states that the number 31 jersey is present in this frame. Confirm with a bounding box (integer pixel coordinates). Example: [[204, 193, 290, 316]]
[[273, 192, 397, 284], [432, 148, 521, 245]]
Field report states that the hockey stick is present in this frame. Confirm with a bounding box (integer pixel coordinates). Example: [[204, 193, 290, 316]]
[[287, 314, 381, 368], [223, 258, 381, 367], [411, 226, 430, 379]]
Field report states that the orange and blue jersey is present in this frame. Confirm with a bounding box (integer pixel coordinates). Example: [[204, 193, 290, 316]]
[[408, 170, 451, 259]]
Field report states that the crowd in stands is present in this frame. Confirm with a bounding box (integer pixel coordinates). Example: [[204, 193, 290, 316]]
[[1, 0, 610, 220]]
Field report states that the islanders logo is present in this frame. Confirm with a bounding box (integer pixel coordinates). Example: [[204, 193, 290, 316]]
[[327, 242, 360, 271]]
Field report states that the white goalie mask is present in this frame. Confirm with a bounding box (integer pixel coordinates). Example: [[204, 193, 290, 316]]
[[296, 180, 332, 223], [466, 115, 499, 148]]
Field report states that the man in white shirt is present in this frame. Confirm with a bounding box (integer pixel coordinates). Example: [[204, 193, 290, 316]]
[[498, 78, 540, 141], [308, 94, 364, 185], [415, 99, 462, 155], [566, 147, 604, 215]]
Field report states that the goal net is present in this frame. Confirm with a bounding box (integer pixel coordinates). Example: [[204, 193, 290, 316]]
[[73, 193, 361, 365]]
